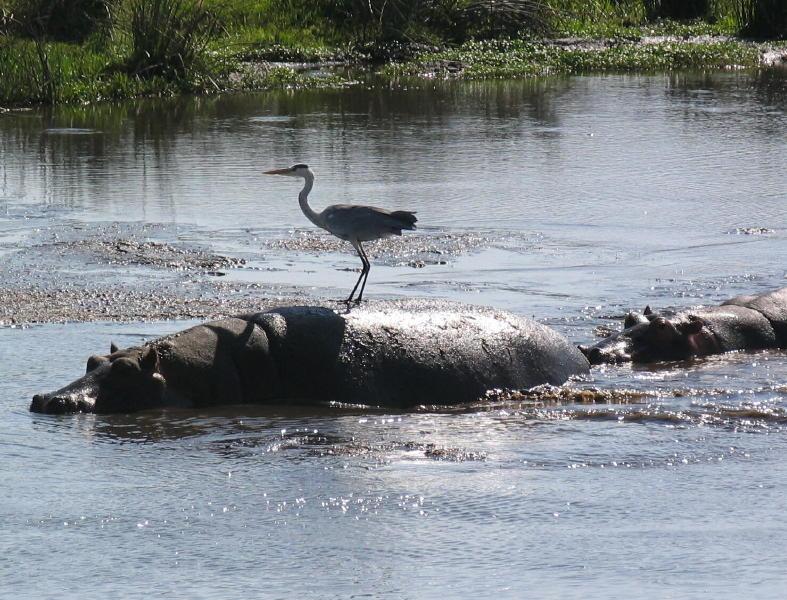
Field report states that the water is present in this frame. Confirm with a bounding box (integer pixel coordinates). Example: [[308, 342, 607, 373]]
[[2, 70, 787, 599]]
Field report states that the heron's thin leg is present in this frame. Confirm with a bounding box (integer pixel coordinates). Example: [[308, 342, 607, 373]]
[[345, 269, 365, 304], [355, 242, 371, 303], [346, 241, 369, 303]]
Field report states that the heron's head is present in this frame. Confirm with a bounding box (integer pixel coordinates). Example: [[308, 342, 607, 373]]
[[264, 163, 312, 178]]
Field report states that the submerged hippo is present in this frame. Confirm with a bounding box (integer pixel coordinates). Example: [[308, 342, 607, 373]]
[[31, 300, 590, 414], [580, 287, 787, 365]]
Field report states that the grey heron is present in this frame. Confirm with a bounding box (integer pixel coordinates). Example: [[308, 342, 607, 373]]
[[264, 163, 417, 303]]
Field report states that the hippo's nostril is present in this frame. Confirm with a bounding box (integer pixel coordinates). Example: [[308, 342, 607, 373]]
[[48, 397, 68, 414], [31, 390, 96, 414], [30, 394, 46, 413], [33, 395, 72, 413]]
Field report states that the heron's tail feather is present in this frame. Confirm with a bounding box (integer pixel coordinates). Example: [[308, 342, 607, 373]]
[[390, 210, 417, 230]]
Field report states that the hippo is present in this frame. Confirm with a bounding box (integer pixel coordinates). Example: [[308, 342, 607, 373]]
[[31, 299, 590, 414], [579, 287, 787, 365]]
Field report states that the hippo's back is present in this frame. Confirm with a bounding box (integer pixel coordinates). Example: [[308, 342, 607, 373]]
[[245, 299, 589, 407], [723, 287, 787, 346]]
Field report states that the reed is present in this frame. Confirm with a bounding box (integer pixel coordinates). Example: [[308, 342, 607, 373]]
[[117, 0, 220, 77], [0, 39, 109, 105], [731, 0, 787, 39]]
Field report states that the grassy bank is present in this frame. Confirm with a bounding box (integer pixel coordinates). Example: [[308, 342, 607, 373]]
[[0, 0, 784, 108], [383, 32, 766, 80]]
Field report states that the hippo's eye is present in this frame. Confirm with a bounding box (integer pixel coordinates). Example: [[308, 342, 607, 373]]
[[651, 317, 669, 329], [110, 358, 140, 375]]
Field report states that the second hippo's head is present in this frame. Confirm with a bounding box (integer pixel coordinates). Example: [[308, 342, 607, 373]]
[[30, 344, 166, 414], [579, 307, 708, 365]]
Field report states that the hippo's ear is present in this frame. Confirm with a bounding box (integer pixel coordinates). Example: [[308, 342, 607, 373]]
[[643, 306, 653, 316], [86, 354, 110, 374], [624, 311, 649, 328], [139, 346, 160, 373], [110, 342, 119, 354]]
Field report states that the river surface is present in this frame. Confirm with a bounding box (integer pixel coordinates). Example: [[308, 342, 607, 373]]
[[1, 70, 786, 599]]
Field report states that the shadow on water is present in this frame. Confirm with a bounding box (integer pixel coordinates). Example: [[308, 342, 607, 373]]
[[2, 69, 786, 244]]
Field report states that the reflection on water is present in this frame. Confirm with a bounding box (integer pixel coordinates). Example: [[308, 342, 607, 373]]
[[3, 70, 786, 230], [1, 70, 787, 599]]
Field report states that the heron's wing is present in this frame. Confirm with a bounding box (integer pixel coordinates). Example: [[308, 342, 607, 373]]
[[322, 204, 417, 241]]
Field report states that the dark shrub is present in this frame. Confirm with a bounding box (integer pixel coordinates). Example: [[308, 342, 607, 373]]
[[305, 0, 554, 42], [645, 0, 710, 20], [5, 0, 110, 41], [455, 1, 555, 39], [120, 0, 220, 78], [735, 0, 787, 38]]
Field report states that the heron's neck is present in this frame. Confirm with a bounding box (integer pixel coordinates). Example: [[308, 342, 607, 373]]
[[298, 172, 323, 228]]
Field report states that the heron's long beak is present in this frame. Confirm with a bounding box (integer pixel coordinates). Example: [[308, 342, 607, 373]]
[[264, 168, 291, 175]]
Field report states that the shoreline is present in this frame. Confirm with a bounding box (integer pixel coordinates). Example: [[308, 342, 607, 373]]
[[1, 31, 785, 110], [381, 34, 787, 79]]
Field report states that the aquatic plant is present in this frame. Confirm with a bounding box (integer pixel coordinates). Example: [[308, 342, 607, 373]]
[[382, 37, 762, 79]]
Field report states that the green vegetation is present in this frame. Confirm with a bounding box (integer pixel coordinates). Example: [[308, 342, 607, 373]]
[[0, 0, 784, 108], [121, 0, 219, 78], [382, 37, 762, 80]]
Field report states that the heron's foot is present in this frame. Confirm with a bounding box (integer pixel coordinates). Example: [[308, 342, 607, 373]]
[[336, 298, 365, 309], [341, 293, 368, 304], [335, 295, 357, 306]]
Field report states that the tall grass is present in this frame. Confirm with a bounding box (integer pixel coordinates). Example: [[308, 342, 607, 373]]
[[290, 0, 564, 42], [732, 0, 787, 38], [0, 0, 228, 106], [117, 0, 220, 77], [258, 0, 725, 42], [452, 1, 558, 39], [0, 39, 110, 104]]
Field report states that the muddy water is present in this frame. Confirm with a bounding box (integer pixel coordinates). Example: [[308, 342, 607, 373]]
[[2, 70, 787, 599]]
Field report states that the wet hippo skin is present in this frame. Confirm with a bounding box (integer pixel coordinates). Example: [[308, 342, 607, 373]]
[[579, 287, 787, 364], [31, 299, 590, 414]]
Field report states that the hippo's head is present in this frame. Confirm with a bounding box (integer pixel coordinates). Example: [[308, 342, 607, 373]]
[[579, 307, 708, 365], [31, 343, 166, 414]]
